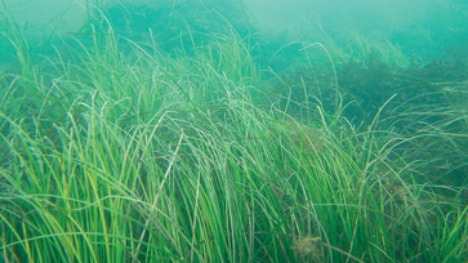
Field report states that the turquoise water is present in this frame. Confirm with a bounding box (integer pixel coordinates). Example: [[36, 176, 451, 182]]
[[2, 1, 467, 61], [2, 0, 467, 107]]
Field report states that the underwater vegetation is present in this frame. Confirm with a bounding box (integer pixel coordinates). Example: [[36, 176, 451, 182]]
[[0, 2, 467, 263]]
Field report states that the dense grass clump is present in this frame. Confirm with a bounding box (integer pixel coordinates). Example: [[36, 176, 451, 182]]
[[1, 19, 467, 263]]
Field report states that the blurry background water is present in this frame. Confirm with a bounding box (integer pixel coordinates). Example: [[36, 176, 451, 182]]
[[1, 0, 467, 61]]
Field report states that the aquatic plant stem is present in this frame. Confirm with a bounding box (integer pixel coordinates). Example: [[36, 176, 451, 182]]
[[133, 133, 184, 261]]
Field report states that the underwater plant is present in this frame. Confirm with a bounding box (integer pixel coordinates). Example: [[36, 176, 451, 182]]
[[1, 3, 467, 263]]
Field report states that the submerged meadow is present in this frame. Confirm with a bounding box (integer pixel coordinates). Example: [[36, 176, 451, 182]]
[[1, 1, 467, 262]]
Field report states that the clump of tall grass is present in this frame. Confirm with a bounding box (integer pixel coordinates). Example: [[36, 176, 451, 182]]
[[1, 17, 466, 263]]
